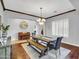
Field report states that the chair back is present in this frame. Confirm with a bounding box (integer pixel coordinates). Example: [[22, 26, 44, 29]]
[[54, 37, 63, 50]]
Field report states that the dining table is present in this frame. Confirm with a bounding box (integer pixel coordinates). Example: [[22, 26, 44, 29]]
[[32, 35, 51, 42]]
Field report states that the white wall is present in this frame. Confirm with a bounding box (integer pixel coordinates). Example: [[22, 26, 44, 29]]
[[0, 1, 4, 39], [0, 1, 3, 15], [4, 18, 36, 39], [45, 0, 79, 47], [3, 10, 43, 40], [0, 1, 4, 23]]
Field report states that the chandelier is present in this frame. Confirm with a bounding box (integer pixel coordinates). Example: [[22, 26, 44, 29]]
[[37, 8, 46, 25]]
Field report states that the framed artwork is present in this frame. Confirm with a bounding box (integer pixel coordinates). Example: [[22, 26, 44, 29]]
[[20, 20, 28, 29]]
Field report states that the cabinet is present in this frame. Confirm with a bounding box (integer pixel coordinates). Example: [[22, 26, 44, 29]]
[[18, 32, 30, 40]]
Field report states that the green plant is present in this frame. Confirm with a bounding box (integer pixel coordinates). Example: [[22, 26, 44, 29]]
[[1, 24, 10, 32]]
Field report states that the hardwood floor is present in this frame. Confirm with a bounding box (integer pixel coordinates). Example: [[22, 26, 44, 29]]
[[11, 43, 79, 59], [12, 43, 30, 59], [61, 43, 79, 59]]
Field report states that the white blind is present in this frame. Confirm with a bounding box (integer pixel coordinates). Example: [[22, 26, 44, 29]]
[[52, 19, 69, 37]]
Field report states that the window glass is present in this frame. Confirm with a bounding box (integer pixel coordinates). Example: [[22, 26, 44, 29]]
[[52, 19, 69, 37]]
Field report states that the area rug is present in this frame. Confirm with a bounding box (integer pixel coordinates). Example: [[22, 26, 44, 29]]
[[21, 43, 71, 59]]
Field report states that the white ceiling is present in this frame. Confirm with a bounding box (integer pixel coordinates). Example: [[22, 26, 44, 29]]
[[3, 0, 74, 18]]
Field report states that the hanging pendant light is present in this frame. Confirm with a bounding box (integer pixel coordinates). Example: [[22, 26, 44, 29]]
[[37, 8, 46, 25]]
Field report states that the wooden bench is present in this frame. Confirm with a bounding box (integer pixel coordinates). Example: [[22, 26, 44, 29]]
[[28, 40, 47, 57]]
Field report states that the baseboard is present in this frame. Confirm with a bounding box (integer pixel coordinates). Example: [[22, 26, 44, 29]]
[[62, 42, 79, 47]]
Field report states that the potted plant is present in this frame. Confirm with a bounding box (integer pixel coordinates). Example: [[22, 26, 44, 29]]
[[1, 24, 10, 38]]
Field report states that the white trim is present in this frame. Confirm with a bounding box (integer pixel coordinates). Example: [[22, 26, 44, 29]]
[[63, 41, 79, 47]]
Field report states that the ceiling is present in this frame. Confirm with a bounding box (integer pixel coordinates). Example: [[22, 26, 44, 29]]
[[3, 0, 75, 18]]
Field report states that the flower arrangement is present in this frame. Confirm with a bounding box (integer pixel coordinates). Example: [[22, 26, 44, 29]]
[[1, 24, 10, 32]]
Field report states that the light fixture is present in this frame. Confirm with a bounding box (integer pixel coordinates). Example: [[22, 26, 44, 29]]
[[37, 8, 46, 25]]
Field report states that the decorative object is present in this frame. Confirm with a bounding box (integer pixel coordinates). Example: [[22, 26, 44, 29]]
[[20, 21, 28, 29], [1, 24, 10, 45], [32, 31, 36, 36], [41, 29, 43, 35], [1, 24, 10, 38], [37, 8, 46, 25]]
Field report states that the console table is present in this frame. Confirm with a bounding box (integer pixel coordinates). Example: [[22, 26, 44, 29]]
[[0, 36, 28, 59], [0, 42, 11, 59]]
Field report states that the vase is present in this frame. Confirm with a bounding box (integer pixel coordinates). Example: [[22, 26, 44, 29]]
[[1, 38, 7, 46], [2, 31, 7, 38], [1, 31, 7, 45], [41, 29, 43, 35]]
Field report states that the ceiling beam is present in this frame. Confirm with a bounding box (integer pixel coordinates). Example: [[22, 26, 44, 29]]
[[46, 9, 76, 19], [5, 9, 40, 18], [1, 0, 40, 18], [0, 0, 6, 11]]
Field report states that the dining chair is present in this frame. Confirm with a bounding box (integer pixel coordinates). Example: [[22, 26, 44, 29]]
[[47, 36, 63, 59]]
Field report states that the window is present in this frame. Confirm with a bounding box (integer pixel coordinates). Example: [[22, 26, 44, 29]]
[[52, 19, 69, 37]]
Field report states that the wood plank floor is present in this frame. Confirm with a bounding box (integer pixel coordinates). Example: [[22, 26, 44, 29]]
[[11, 43, 79, 59], [11, 43, 30, 59], [61, 43, 79, 59]]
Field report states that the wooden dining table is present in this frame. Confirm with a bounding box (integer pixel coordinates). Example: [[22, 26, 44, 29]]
[[32, 35, 52, 44]]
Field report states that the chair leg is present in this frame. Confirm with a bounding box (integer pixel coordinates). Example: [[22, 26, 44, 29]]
[[47, 47, 49, 54], [55, 50, 57, 59], [59, 49, 61, 55]]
